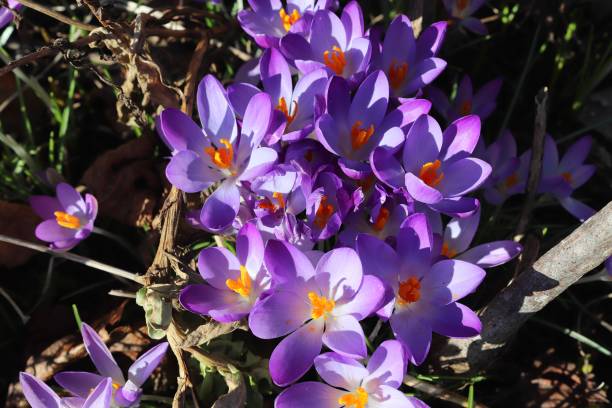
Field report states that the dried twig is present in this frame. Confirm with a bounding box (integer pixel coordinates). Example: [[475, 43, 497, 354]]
[[403, 375, 487, 408], [438, 202, 612, 374], [14, 0, 98, 31], [515, 88, 548, 239], [183, 33, 209, 115]]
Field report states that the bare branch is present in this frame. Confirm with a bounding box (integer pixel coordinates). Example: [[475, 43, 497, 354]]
[[14, 0, 98, 31], [438, 201, 612, 374]]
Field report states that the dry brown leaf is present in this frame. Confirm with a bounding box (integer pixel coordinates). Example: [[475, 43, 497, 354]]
[[0, 201, 40, 267]]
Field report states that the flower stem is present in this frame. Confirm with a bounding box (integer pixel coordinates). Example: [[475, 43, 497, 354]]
[[0, 286, 29, 324], [0, 234, 144, 285]]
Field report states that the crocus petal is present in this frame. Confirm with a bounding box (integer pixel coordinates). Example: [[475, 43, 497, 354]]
[[29, 195, 62, 219], [390, 309, 432, 365], [310, 10, 347, 59], [437, 157, 492, 197], [363, 340, 407, 390], [239, 147, 278, 181], [238, 93, 273, 162], [179, 284, 248, 322], [54, 371, 105, 399], [569, 165, 596, 190], [397, 213, 434, 281], [166, 150, 220, 193], [416, 21, 447, 59], [56, 183, 85, 214], [128, 342, 169, 387], [405, 173, 443, 204], [348, 70, 389, 131], [35, 219, 77, 243], [402, 114, 443, 174], [264, 239, 316, 283], [341, 0, 364, 40], [270, 318, 324, 386], [429, 196, 480, 218], [440, 115, 481, 162], [315, 247, 362, 302], [200, 181, 240, 232], [260, 48, 292, 103], [403, 57, 447, 96], [382, 15, 415, 73], [541, 134, 559, 179], [371, 147, 405, 188], [558, 196, 596, 222], [316, 113, 344, 157], [461, 17, 488, 35], [443, 208, 480, 254], [356, 233, 399, 287], [559, 135, 592, 172], [80, 323, 125, 384], [20, 373, 61, 408], [369, 385, 419, 407], [227, 82, 260, 118], [197, 75, 238, 144], [314, 352, 368, 390], [377, 126, 405, 151], [457, 241, 522, 268], [422, 259, 485, 304], [427, 86, 450, 120], [291, 68, 329, 127], [236, 222, 265, 275], [430, 303, 481, 338], [280, 33, 313, 62], [275, 382, 344, 408], [248, 286, 311, 339], [158, 108, 206, 153], [322, 314, 367, 358], [82, 378, 112, 408]]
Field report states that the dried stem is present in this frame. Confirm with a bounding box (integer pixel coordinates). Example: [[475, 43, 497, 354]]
[[403, 375, 487, 408], [438, 201, 612, 374], [14, 0, 98, 31], [0, 234, 145, 285]]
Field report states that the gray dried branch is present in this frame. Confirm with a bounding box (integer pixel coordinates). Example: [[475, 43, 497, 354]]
[[438, 201, 612, 374]]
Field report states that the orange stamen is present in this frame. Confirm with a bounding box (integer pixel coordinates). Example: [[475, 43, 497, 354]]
[[503, 173, 519, 189], [323, 46, 346, 76], [356, 175, 375, 192], [257, 192, 286, 213], [276, 97, 299, 126], [308, 292, 335, 319], [372, 207, 390, 232], [459, 100, 472, 115], [350, 120, 375, 150], [314, 195, 334, 228], [457, 0, 470, 12], [338, 387, 368, 408], [561, 172, 572, 184], [112, 383, 121, 391], [397, 277, 421, 305], [272, 192, 286, 209], [441, 242, 457, 258], [226, 266, 252, 298], [304, 149, 314, 162], [389, 60, 408, 90], [279, 8, 300, 32], [54, 211, 81, 229], [419, 160, 444, 187], [204, 138, 233, 169]]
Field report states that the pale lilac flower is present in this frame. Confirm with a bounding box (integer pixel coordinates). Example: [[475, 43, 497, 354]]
[[20, 372, 112, 408], [443, 0, 488, 35]]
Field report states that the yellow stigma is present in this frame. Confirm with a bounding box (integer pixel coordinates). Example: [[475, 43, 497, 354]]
[[323, 46, 346, 76], [459, 100, 472, 115], [204, 138, 234, 169], [419, 159, 444, 187], [389, 60, 408, 90], [397, 276, 421, 305], [441, 242, 457, 258], [372, 207, 390, 232], [276, 97, 299, 126], [279, 8, 300, 32], [308, 291, 335, 319], [257, 192, 285, 213], [226, 266, 252, 298], [314, 195, 334, 229], [350, 120, 375, 151], [112, 383, 121, 391], [54, 211, 81, 229], [338, 387, 368, 408]]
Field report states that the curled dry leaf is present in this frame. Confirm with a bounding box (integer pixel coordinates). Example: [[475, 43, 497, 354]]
[[81, 135, 163, 228]]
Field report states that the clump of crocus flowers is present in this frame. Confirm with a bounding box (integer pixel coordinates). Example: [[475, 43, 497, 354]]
[[22, 0, 601, 405]]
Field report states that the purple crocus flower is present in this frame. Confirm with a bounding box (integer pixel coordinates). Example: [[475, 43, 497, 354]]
[[238, 0, 336, 49], [316, 71, 431, 175], [375, 15, 447, 98], [371, 114, 491, 217], [29, 183, 98, 251], [356, 213, 485, 365], [249, 242, 385, 385], [157, 74, 277, 232], [20, 372, 112, 408], [428, 75, 502, 123], [443, 0, 488, 35], [179, 222, 271, 322], [53, 323, 169, 407], [436, 208, 522, 268], [480, 130, 529, 205], [539, 135, 596, 222], [229, 48, 328, 143], [275, 340, 427, 408], [306, 171, 352, 240], [0, 0, 23, 29], [281, 2, 371, 82]]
